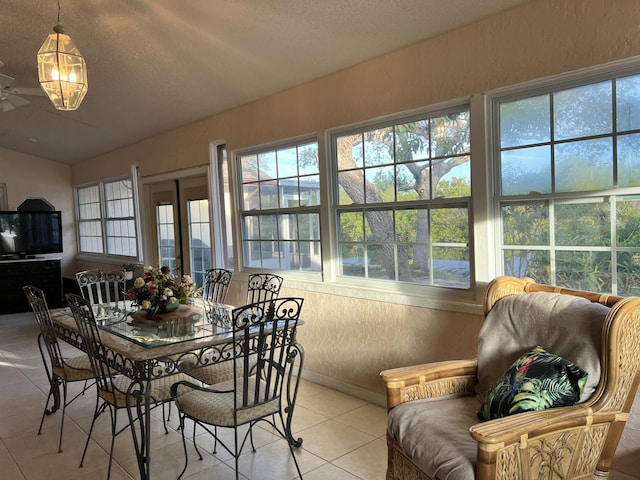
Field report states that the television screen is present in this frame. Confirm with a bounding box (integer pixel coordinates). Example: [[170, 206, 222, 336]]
[[0, 211, 63, 257]]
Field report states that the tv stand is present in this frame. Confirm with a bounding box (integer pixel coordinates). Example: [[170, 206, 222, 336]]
[[0, 257, 62, 314]]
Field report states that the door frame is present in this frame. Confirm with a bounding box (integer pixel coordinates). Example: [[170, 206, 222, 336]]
[[138, 166, 211, 271]]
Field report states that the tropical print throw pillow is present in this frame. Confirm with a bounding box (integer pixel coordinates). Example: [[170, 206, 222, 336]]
[[478, 345, 588, 421]]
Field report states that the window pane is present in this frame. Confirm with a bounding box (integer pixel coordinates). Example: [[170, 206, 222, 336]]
[[395, 119, 429, 162], [501, 146, 551, 195], [616, 74, 640, 132], [339, 211, 364, 242], [618, 134, 640, 188], [555, 138, 613, 192], [337, 134, 363, 169], [298, 142, 319, 175], [241, 155, 258, 183], [434, 162, 471, 198], [395, 163, 422, 201], [555, 201, 610, 247], [431, 207, 468, 243], [554, 81, 612, 139], [433, 246, 469, 288], [277, 146, 298, 177], [503, 249, 550, 283], [364, 127, 393, 166], [501, 202, 549, 246], [500, 94, 550, 148], [365, 166, 394, 203], [340, 243, 365, 277], [431, 110, 470, 157], [555, 251, 611, 291], [366, 244, 392, 279], [617, 197, 640, 246], [259, 181, 279, 209], [617, 252, 640, 296], [257, 151, 277, 180]]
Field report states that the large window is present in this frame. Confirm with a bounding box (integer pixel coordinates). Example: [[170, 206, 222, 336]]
[[238, 140, 321, 271], [333, 107, 471, 288], [495, 71, 640, 295], [77, 177, 138, 258]]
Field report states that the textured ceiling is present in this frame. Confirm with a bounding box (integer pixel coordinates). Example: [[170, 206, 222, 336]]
[[0, 0, 529, 164]]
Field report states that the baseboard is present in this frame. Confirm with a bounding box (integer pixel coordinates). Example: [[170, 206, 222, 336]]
[[300, 369, 387, 408]]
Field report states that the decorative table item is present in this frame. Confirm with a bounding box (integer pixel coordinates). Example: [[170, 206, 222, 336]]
[[126, 265, 199, 318]]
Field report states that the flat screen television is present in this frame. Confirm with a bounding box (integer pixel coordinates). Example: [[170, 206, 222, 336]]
[[0, 211, 63, 258]]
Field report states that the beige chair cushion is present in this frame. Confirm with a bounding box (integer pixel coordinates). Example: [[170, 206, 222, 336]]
[[387, 395, 479, 480], [476, 291, 607, 403], [173, 378, 280, 427]]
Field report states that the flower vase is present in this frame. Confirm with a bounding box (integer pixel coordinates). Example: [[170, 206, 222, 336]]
[[145, 300, 180, 319]]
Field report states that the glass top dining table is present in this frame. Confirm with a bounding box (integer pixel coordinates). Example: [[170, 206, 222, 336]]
[[49, 299, 305, 480]]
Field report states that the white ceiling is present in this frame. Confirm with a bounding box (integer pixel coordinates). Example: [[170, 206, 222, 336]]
[[0, 0, 529, 164]]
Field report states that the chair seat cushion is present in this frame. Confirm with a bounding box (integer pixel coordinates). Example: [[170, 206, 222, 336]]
[[387, 395, 480, 480], [174, 378, 280, 427]]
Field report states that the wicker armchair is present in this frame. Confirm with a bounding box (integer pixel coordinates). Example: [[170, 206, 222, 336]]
[[380, 276, 640, 480]]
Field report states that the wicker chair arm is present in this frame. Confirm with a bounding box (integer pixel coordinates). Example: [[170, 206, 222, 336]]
[[470, 404, 596, 445], [381, 359, 478, 409]]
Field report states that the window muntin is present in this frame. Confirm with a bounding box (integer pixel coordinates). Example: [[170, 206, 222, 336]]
[[334, 108, 471, 288], [239, 140, 321, 271], [496, 72, 640, 295]]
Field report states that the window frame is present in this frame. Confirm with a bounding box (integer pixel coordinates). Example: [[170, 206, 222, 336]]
[[489, 60, 640, 295], [328, 102, 474, 294], [75, 173, 140, 262], [233, 135, 322, 276]]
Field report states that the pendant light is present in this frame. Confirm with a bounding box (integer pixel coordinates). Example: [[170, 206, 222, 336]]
[[37, 0, 87, 111]]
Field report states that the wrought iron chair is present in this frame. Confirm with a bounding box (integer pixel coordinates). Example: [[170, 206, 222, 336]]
[[75, 269, 129, 321], [22, 285, 94, 453], [201, 268, 233, 323], [65, 293, 191, 480], [171, 297, 304, 480], [246, 272, 283, 303], [380, 276, 640, 480], [186, 272, 283, 386]]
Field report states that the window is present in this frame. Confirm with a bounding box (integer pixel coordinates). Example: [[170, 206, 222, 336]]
[[77, 184, 103, 253], [76, 177, 138, 258], [332, 107, 471, 288], [238, 140, 321, 271], [495, 71, 640, 295]]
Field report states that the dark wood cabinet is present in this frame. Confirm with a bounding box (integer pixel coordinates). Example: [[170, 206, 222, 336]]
[[0, 258, 62, 314]]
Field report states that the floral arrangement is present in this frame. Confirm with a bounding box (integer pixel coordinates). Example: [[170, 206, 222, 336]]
[[126, 265, 199, 315]]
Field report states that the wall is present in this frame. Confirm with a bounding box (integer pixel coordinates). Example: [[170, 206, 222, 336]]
[[0, 147, 76, 276], [70, 0, 640, 401]]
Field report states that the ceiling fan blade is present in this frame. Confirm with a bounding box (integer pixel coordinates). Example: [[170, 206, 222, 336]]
[[0, 73, 14, 89], [10, 87, 46, 97], [6, 92, 29, 107]]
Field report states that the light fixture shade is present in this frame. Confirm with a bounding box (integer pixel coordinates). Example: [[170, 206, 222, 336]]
[[37, 24, 87, 111]]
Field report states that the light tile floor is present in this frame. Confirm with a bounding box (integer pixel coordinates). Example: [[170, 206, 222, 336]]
[[0, 312, 387, 480], [0, 310, 638, 479]]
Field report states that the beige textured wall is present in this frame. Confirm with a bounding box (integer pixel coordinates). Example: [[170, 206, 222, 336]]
[[69, 0, 640, 399], [0, 148, 76, 276]]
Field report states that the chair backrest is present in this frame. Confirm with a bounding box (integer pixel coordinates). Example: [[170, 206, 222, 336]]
[[65, 293, 119, 399], [479, 276, 638, 407], [75, 269, 128, 320], [23, 285, 65, 370], [202, 268, 232, 304], [246, 273, 283, 304], [231, 297, 303, 412]]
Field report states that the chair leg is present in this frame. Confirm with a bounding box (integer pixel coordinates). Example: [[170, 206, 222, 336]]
[[280, 411, 303, 479], [106, 405, 117, 480], [177, 411, 190, 480], [80, 396, 102, 468], [57, 380, 69, 453]]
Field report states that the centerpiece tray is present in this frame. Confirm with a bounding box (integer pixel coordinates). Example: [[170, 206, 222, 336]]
[[130, 304, 202, 321]]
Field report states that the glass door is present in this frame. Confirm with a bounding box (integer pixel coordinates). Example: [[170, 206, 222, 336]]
[[147, 175, 212, 289]]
